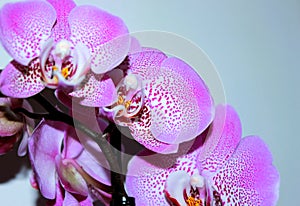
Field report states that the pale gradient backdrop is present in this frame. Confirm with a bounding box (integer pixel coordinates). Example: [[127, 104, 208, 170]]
[[0, 0, 299, 205]]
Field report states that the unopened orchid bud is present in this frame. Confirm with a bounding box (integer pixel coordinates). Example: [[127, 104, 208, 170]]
[[0, 98, 24, 155]]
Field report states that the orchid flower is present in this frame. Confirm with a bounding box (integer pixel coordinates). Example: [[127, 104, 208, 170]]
[[103, 49, 214, 154], [0, 0, 130, 107], [125, 104, 279, 205], [28, 120, 111, 205]]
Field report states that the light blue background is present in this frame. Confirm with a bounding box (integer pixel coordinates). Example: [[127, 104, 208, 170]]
[[0, 0, 299, 205]]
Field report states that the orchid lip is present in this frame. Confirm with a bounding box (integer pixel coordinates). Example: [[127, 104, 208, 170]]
[[166, 172, 224, 206], [39, 38, 90, 88], [184, 174, 205, 206], [104, 73, 145, 126]]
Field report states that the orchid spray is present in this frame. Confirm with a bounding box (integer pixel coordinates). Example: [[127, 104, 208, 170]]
[[0, 0, 279, 205]]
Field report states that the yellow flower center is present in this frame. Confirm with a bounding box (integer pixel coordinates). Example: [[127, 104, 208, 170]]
[[61, 67, 70, 79], [186, 196, 202, 206], [117, 96, 132, 110], [52, 66, 70, 80]]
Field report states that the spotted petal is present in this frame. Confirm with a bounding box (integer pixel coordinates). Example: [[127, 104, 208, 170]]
[[125, 135, 205, 205], [127, 50, 213, 145], [127, 48, 168, 76], [69, 72, 117, 107], [68, 5, 130, 74], [0, 60, 45, 98], [198, 104, 242, 175], [132, 55, 214, 145], [128, 97, 179, 154], [0, 0, 56, 65], [47, 0, 76, 41], [126, 50, 176, 153], [126, 153, 199, 206], [207, 136, 280, 205]]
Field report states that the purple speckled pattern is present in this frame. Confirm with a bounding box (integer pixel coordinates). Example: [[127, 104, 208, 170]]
[[47, 0, 76, 41], [68, 5, 130, 74], [127, 49, 214, 153], [0, 0, 56, 65], [68, 5, 128, 52], [69, 72, 118, 107], [126, 105, 279, 205], [127, 48, 168, 76], [198, 105, 280, 205], [149, 57, 214, 144], [129, 96, 179, 154], [125, 135, 205, 205], [126, 150, 201, 205], [127, 49, 178, 153], [0, 0, 130, 99], [198, 104, 242, 176], [206, 136, 280, 205], [0, 60, 45, 98]]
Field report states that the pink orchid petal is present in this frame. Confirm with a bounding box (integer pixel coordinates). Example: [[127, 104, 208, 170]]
[[127, 49, 168, 76], [128, 36, 141, 55], [127, 50, 213, 148], [90, 34, 131, 74], [28, 120, 65, 199], [78, 197, 93, 206], [198, 104, 242, 175], [148, 57, 214, 144], [63, 191, 80, 206], [63, 191, 93, 206], [76, 150, 111, 186], [21, 99, 36, 135], [47, 0, 76, 41], [55, 156, 89, 196], [68, 5, 130, 74], [125, 154, 198, 205], [125, 153, 172, 205], [0, 60, 45, 98], [210, 136, 280, 205], [125, 135, 204, 205], [62, 129, 83, 159], [17, 132, 28, 157], [17, 99, 34, 157], [0, 0, 56, 65], [128, 98, 179, 154], [46, 182, 64, 206], [69, 73, 117, 107]]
